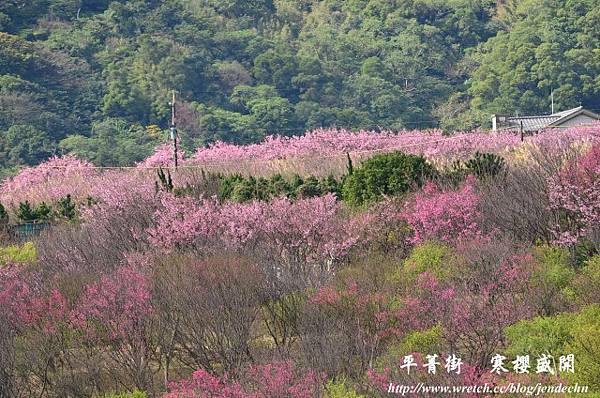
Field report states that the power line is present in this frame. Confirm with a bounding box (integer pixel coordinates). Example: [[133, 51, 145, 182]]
[[171, 120, 442, 135]]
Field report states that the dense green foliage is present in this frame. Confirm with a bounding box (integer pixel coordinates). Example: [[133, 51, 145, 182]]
[[14, 197, 75, 223], [505, 305, 600, 390], [530, 246, 576, 316], [393, 242, 456, 285], [0, 0, 599, 176], [342, 152, 434, 206], [102, 392, 147, 398], [169, 171, 342, 202], [0, 241, 37, 266], [16, 200, 51, 222], [0, 203, 8, 227], [219, 173, 341, 202], [452, 0, 600, 130], [324, 379, 365, 398]]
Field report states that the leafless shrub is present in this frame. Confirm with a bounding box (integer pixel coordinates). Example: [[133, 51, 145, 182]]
[[262, 290, 305, 357], [35, 199, 156, 277], [477, 147, 578, 244], [153, 255, 267, 374], [297, 303, 359, 378], [295, 256, 398, 379], [0, 311, 17, 398]]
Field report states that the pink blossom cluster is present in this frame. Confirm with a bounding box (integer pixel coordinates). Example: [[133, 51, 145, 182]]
[[402, 178, 483, 244], [408, 251, 534, 367], [147, 193, 361, 265], [0, 266, 68, 334], [1, 263, 153, 341], [0, 155, 156, 210], [137, 144, 185, 168], [548, 144, 600, 245], [81, 170, 157, 219], [0, 266, 37, 328], [185, 126, 600, 166], [187, 128, 520, 165], [2, 126, 599, 209], [0, 155, 97, 207], [164, 361, 323, 398], [528, 125, 600, 152], [70, 265, 153, 342]]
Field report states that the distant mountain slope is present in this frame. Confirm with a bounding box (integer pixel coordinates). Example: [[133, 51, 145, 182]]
[[0, 0, 598, 177]]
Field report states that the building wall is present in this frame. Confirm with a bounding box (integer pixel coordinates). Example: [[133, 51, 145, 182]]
[[558, 114, 598, 128]]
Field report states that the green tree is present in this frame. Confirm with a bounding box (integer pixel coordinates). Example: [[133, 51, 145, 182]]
[[59, 118, 161, 166], [454, 0, 600, 128], [342, 152, 435, 206], [1, 125, 54, 166], [0, 202, 8, 229]]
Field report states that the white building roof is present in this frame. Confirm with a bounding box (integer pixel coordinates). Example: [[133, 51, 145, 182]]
[[492, 106, 600, 132]]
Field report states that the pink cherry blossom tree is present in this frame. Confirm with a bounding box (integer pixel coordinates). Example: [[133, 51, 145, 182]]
[[71, 265, 157, 392], [402, 178, 483, 245], [408, 241, 535, 369], [164, 361, 323, 398], [0, 155, 97, 206], [0, 265, 71, 397], [147, 193, 363, 287], [548, 143, 600, 247], [137, 144, 185, 168]]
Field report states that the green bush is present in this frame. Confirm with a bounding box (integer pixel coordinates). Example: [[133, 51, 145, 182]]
[[218, 174, 245, 200], [390, 242, 456, 287], [464, 151, 506, 179], [35, 202, 52, 221], [505, 304, 600, 390], [530, 246, 576, 316], [438, 159, 468, 187], [101, 392, 147, 398], [231, 176, 261, 202], [375, 326, 444, 372], [437, 152, 506, 186], [342, 152, 434, 206], [568, 305, 600, 390], [269, 174, 293, 197], [16, 201, 52, 222], [0, 242, 37, 266], [573, 255, 600, 305], [56, 194, 76, 220], [17, 201, 36, 222], [319, 175, 342, 198], [325, 379, 365, 398], [398, 325, 444, 355], [504, 312, 575, 358], [295, 175, 322, 199], [218, 173, 341, 202], [573, 239, 598, 267]]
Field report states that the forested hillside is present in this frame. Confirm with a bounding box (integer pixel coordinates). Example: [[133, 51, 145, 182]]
[[1, 0, 599, 176]]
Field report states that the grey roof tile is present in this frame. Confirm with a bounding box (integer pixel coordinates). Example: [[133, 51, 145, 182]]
[[496, 107, 587, 132]]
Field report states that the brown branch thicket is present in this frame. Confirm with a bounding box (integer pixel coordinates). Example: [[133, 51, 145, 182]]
[[478, 147, 578, 244], [153, 255, 268, 374]]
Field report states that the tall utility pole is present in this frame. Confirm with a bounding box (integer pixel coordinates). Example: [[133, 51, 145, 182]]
[[551, 90, 555, 114], [170, 90, 178, 169], [520, 120, 524, 142]]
